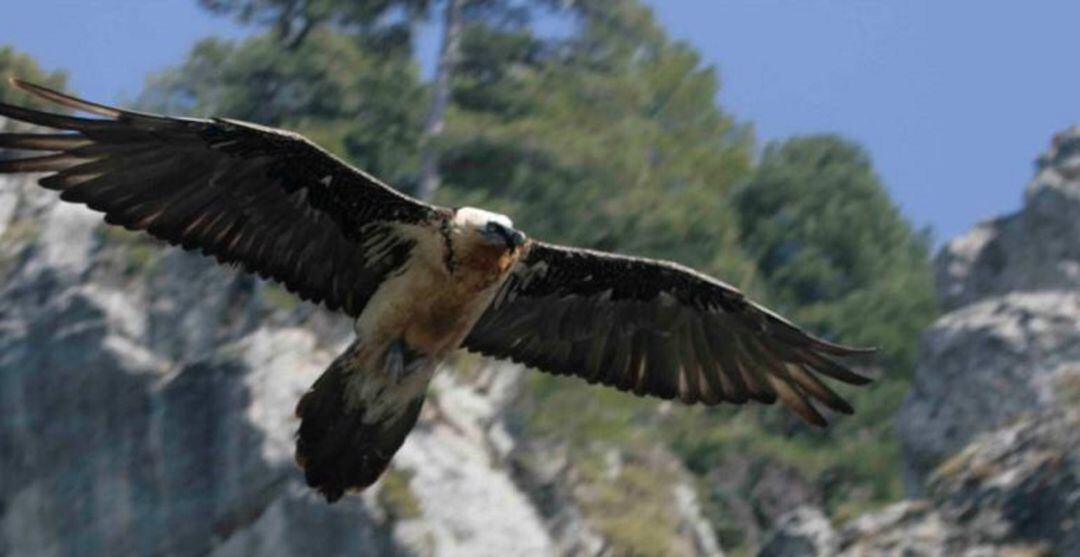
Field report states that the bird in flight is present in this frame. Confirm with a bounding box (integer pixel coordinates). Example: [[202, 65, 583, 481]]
[[0, 79, 873, 502]]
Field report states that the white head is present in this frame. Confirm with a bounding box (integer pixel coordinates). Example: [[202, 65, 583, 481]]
[[452, 207, 527, 250]]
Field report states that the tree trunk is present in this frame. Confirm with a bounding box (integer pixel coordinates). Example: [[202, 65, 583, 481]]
[[416, 0, 466, 201]]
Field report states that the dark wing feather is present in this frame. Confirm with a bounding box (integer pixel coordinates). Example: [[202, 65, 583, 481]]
[[0, 79, 444, 317], [464, 242, 875, 426]]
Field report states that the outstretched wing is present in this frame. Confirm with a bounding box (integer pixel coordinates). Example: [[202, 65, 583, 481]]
[[0, 79, 444, 317], [463, 242, 875, 426]]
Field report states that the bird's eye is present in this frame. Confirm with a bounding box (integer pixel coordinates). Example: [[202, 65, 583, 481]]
[[486, 222, 501, 232]]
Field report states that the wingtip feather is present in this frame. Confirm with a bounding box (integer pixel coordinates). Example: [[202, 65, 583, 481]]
[[8, 79, 123, 118], [811, 337, 879, 357], [9, 77, 38, 94]]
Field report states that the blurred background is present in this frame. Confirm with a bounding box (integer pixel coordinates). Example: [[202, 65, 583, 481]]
[[0, 1, 1077, 556]]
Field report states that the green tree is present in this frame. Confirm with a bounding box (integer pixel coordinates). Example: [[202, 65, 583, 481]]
[[142, 31, 426, 187], [198, 0, 432, 49], [440, 0, 753, 273], [735, 135, 936, 374]]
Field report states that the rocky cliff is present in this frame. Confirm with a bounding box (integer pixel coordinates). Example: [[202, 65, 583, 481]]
[[0, 162, 722, 556], [762, 126, 1080, 556], [899, 125, 1080, 487], [896, 292, 1080, 491]]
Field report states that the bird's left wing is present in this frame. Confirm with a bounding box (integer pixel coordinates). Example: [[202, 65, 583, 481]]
[[463, 241, 875, 426], [0, 79, 443, 317]]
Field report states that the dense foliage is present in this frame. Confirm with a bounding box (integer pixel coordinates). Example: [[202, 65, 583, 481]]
[[440, 1, 753, 278], [142, 31, 425, 188], [19, 0, 937, 552], [736, 136, 935, 374]]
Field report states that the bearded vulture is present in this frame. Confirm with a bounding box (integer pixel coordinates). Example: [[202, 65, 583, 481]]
[[0, 79, 874, 502]]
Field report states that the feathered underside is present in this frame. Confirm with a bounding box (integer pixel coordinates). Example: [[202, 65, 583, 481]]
[[465, 242, 875, 426], [0, 78, 442, 317]]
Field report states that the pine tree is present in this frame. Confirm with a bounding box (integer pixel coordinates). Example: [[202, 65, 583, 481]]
[[142, 30, 426, 187], [736, 135, 936, 374]]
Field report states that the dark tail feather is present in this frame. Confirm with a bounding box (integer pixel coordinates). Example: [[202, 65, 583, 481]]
[[295, 356, 425, 503]]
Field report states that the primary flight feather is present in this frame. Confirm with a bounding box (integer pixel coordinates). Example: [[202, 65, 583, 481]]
[[0, 79, 874, 502]]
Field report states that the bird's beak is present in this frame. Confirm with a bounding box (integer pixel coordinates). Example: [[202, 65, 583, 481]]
[[507, 229, 527, 250]]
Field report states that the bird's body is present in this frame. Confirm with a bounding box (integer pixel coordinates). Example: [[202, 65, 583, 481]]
[[270, 207, 527, 500], [0, 80, 875, 502], [352, 209, 521, 365]]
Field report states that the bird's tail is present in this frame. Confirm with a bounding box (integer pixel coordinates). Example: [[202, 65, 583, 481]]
[[295, 345, 426, 503]]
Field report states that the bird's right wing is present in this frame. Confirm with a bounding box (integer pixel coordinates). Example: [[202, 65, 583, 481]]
[[0, 79, 445, 317]]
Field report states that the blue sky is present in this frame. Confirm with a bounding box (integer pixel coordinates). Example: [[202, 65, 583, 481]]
[[3, 1, 1080, 243]]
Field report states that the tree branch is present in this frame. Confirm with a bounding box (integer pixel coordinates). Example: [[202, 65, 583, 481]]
[[416, 0, 466, 201]]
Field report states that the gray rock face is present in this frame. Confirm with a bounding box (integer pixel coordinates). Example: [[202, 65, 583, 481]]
[[935, 125, 1080, 311], [0, 173, 401, 556], [899, 126, 1080, 486], [897, 292, 1080, 485], [390, 368, 558, 557], [758, 507, 837, 557], [926, 411, 1080, 555], [763, 411, 1080, 557], [0, 172, 723, 556]]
